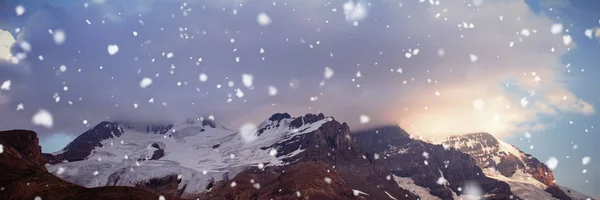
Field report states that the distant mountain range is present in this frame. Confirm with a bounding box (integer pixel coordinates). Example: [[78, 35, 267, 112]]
[[0, 113, 595, 200]]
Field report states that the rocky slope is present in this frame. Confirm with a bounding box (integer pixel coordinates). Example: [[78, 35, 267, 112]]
[[441, 133, 572, 199], [353, 126, 514, 199], [0, 130, 175, 200]]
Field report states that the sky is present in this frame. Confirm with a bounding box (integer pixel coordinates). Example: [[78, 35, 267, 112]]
[[0, 0, 599, 197]]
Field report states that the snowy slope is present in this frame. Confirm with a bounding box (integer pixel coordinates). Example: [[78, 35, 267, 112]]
[[47, 114, 333, 195], [441, 133, 594, 200]]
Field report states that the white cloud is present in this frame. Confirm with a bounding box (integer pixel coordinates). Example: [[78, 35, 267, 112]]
[[0, 29, 16, 61]]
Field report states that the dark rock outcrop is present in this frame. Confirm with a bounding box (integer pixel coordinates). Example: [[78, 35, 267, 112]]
[[192, 161, 360, 200]]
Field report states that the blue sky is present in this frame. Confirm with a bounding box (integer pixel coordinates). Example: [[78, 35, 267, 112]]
[[0, 0, 599, 197]]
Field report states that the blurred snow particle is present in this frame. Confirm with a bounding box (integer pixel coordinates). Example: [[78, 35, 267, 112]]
[[324, 67, 335, 79], [462, 182, 483, 199], [520, 97, 529, 107], [107, 44, 119, 55], [242, 74, 253, 88], [436, 176, 447, 185], [521, 29, 531, 37], [133, 31, 138, 36], [257, 163, 265, 169], [19, 41, 31, 52], [83, 120, 88, 125], [1, 80, 10, 91], [437, 48, 445, 57], [343, 0, 368, 22], [158, 195, 165, 200], [0, 144, 3, 154], [235, 88, 244, 98], [582, 156, 591, 165], [546, 157, 559, 169], [563, 35, 572, 46], [34, 197, 41, 200], [268, 85, 278, 96], [93, 171, 99, 176], [405, 52, 412, 58], [140, 77, 153, 88], [240, 123, 258, 143], [473, 99, 485, 111], [469, 54, 478, 62], [198, 73, 208, 82], [296, 191, 301, 197], [584, 29, 593, 39], [32, 109, 53, 128], [269, 149, 277, 156], [359, 115, 370, 124], [56, 167, 65, 175], [166, 52, 174, 59], [324, 177, 332, 184], [59, 65, 67, 72], [16, 103, 24, 111], [257, 12, 272, 26], [15, 5, 25, 16], [53, 30, 66, 45], [230, 181, 237, 188], [550, 24, 563, 35], [353, 190, 360, 196]]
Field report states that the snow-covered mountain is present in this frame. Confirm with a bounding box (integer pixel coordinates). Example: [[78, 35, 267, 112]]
[[441, 132, 595, 200], [33, 114, 595, 200], [43, 113, 335, 196]]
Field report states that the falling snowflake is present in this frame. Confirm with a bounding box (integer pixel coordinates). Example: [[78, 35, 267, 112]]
[[53, 30, 66, 45], [0, 80, 10, 91], [268, 85, 278, 96], [546, 157, 559, 169], [550, 24, 563, 35], [15, 5, 25, 16], [34, 197, 41, 200], [563, 35, 572, 46], [582, 157, 591, 165], [240, 123, 257, 143], [32, 109, 53, 128], [269, 149, 277, 156], [199, 73, 208, 82], [584, 29, 593, 39], [230, 181, 237, 187], [520, 97, 529, 107], [521, 29, 531, 37], [242, 74, 253, 88], [59, 65, 67, 72], [359, 115, 370, 124], [296, 191, 301, 197], [436, 177, 447, 185], [324, 67, 334, 79], [343, 0, 368, 22], [107, 44, 119, 55], [56, 167, 65, 175], [324, 177, 332, 184], [469, 54, 478, 62], [0, 144, 3, 154], [159, 195, 165, 200], [93, 171, 99, 176], [140, 77, 153, 88], [257, 12, 272, 26]]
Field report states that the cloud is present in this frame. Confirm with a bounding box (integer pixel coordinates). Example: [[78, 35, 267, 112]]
[[0, 0, 593, 142], [0, 29, 15, 61]]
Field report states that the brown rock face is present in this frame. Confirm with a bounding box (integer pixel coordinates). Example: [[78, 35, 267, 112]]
[[194, 161, 359, 200], [0, 130, 176, 200], [353, 126, 514, 199], [261, 115, 417, 200], [443, 132, 570, 199]]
